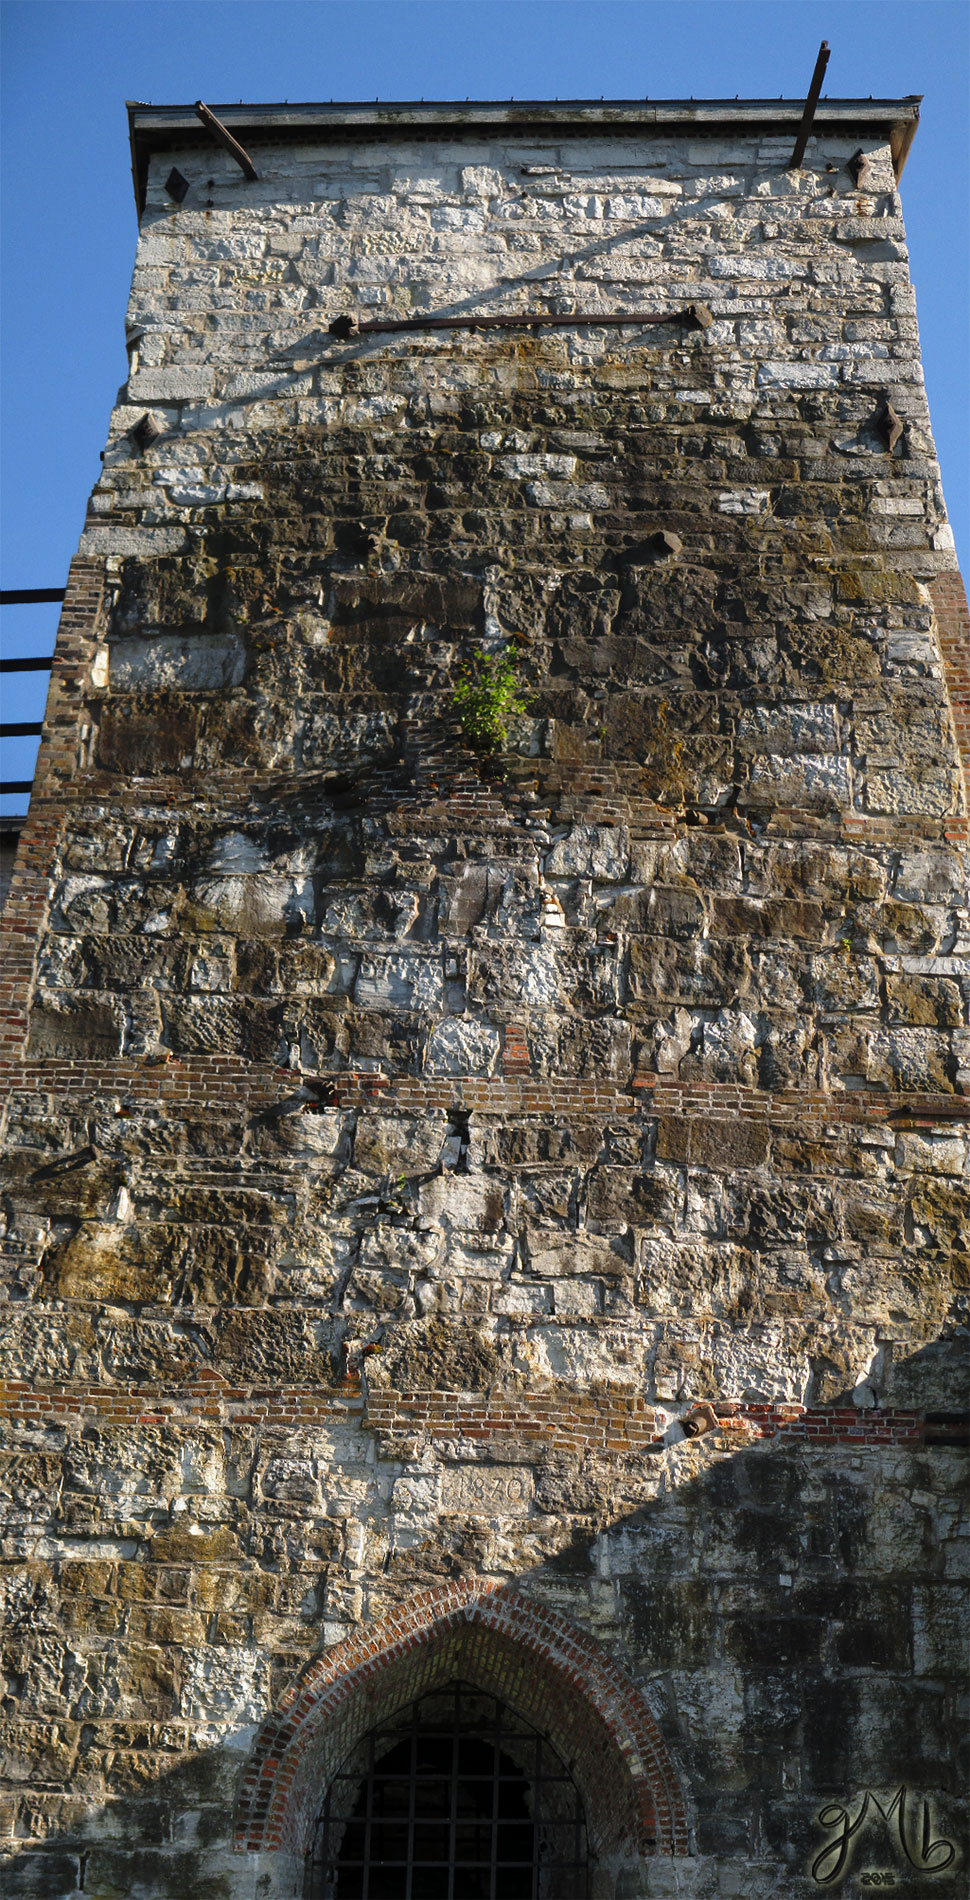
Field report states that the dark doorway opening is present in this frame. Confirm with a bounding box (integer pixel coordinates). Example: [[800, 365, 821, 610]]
[[305, 1679, 590, 1899]]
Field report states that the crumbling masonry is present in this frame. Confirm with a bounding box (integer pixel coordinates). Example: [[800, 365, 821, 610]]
[[1, 95, 968, 1898]]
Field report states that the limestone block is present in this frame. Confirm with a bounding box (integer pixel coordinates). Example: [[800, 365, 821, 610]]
[[180, 1646, 270, 1723], [811, 951, 881, 1013], [109, 632, 247, 692], [895, 1133, 967, 1176], [867, 1026, 954, 1091], [440, 1467, 533, 1516], [681, 1011, 759, 1087], [498, 452, 578, 478], [128, 366, 214, 401], [545, 824, 630, 879], [912, 1585, 968, 1675], [885, 972, 964, 1027], [743, 753, 851, 810], [258, 1455, 324, 1507], [892, 846, 968, 902], [317, 887, 421, 941], [710, 253, 802, 280], [188, 944, 236, 992], [78, 522, 187, 556], [188, 874, 315, 936], [162, 478, 231, 505], [738, 703, 839, 753], [355, 953, 444, 1013], [391, 1473, 442, 1516], [424, 1016, 501, 1075], [418, 1174, 506, 1233], [586, 1166, 677, 1229], [526, 1012, 632, 1080], [26, 996, 124, 1059], [298, 707, 396, 768], [755, 361, 841, 388], [353, 1108, 449, 1176], [865, 761, 959, 817], [856, 693, 953, 763], [881, 1335, 970, 1409], [527, 478, 612, 508], [605, 195, 670, 219], [525, 1234, 632, 1279], [468, 941, 618, 1011]]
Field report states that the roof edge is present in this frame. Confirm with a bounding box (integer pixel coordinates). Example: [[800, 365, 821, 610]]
[[127, 95, 923, 213]]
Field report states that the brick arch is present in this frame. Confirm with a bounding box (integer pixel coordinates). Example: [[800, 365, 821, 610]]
[[235, 1580, 689, 1865]]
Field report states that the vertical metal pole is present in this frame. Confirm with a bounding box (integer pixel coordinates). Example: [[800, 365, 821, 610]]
[[361, 1729, 374, 1900], [446, 1682, 459, 1900], [320, 1799, 332, 1899], [405, 1703, 417, 1900], [489, 1697, 501, 1900], [532, 1730, 541, 1900]]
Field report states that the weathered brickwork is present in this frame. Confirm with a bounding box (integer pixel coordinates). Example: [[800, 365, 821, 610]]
[[1, 99, 967, 1897]]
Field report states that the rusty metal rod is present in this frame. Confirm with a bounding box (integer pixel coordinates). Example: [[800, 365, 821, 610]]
[[788, 40, 831, 169], [331, 303, 712, 339], [0, 656, 54, 673], [0, 723, 43, 738], [194, 101, 259, 181]]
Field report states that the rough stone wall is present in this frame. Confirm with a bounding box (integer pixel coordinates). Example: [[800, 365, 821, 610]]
[[1, 109, 967, 1898]]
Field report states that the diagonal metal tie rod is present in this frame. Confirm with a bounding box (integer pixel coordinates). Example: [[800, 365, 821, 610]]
[[195, 101, 259, 181], [789, 40, 831, 169]]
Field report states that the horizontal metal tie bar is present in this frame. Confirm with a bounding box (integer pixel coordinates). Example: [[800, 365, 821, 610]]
[[0, 588, 65, 605], [0, 781, 34, 795], [329, 302, 713, 339], [0, 722, 43, 737], [0, 656, 54, 673]]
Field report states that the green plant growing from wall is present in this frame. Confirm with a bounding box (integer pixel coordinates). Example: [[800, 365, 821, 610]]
[[450, 647, 529, 755]]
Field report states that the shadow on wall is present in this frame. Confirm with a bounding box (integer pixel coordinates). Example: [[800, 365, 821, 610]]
[[1, 1332, 966, 1900]]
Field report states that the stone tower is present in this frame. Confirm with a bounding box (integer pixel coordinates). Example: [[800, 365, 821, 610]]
[[1, 95, 967, 1900]]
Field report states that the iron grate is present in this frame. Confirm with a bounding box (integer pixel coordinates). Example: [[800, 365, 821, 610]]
[[305, 1678, 591, 1899]]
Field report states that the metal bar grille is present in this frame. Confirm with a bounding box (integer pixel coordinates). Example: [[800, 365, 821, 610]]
[[305, 1679, 590, 1899]]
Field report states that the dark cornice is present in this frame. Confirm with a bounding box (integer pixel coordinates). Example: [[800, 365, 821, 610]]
[[127, 96, 922, 214]]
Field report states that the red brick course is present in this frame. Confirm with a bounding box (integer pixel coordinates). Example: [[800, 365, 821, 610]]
[[2, 1058, 966, 1128], [0, 1376, 929, 1448], [930, 570, 970, 797]]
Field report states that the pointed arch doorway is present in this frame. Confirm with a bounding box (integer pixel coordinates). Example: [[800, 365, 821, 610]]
[[237, 1583, 690, 1886], [305, 1677, 590, 1898]]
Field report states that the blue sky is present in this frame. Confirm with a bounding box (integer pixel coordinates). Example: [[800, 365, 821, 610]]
[[1, 0, 968, 812]]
